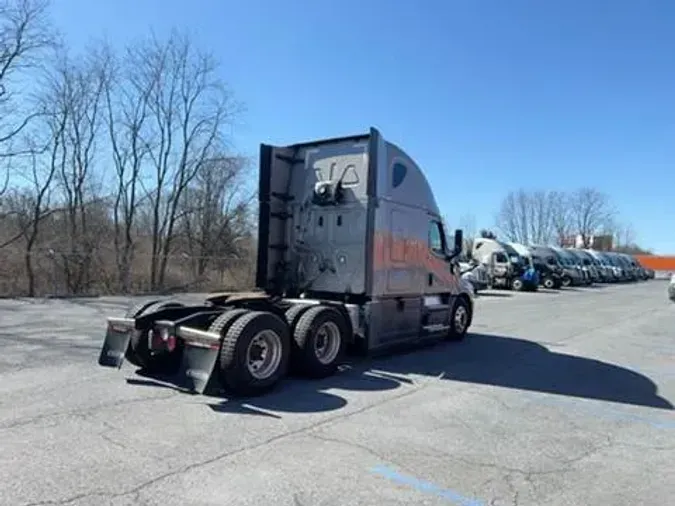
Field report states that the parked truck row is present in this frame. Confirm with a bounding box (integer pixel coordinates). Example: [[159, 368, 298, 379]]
[[459, 237, 655, 294]]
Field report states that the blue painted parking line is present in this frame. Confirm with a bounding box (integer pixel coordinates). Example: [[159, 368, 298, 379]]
[[370, 465, 485, 506]]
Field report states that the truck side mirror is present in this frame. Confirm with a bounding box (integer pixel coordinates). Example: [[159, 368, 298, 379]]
[[446, 229, 463, 260], [453, 229, 463, 254]]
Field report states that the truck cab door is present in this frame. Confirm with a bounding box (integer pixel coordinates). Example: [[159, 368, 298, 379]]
[[426, 220, 450, 290], [425, 220, 462, 292]]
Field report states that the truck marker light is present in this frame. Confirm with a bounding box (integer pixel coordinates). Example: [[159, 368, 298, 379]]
[[108, 322, 132, 334], [166, 335, 177, 352]]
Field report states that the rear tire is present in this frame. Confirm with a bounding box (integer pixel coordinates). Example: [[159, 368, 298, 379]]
[[284, 304, 311, 332], [217, 311, 291, 397], [543, 277, 555, 289], [562, 276, 572, 287], [292, 305, 348, 379], [209, 309, 250, 336], [126, 300, 184, 373], [512, 278, 524, 291]]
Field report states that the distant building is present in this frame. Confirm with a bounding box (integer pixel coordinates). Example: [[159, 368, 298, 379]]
[[560, 234, 613, 250]]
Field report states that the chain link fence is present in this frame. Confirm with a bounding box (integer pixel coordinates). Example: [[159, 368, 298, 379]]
[[0, 249, 255, 298]]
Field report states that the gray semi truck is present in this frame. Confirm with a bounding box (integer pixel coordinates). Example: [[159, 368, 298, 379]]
[[98, 128, 476, 397]]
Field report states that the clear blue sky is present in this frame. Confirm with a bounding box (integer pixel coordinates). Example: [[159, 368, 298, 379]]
[[50, 0, 675, 253]]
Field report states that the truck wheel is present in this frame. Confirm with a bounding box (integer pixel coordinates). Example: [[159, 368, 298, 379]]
[[217, 311, 291, 397], [561, 276, 572, 287], [511, 278, 524, 291], [126, 301, 184, 373], [543, 277, 555, 289], [447, 297, 471, 341], [284, 304, 311, 332], [209, 308, 250, 335], [293, 305, 348, 379], [125, 300, 163, 320]]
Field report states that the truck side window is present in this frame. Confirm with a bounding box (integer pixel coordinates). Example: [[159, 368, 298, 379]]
[[392, 162, 407, 188], [428, 221, 446, 256], [494, 252, 508, 263]]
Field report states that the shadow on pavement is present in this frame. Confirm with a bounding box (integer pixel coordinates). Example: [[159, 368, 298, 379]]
[[476, 292, 512, 298], [127, 332, 674, 417]]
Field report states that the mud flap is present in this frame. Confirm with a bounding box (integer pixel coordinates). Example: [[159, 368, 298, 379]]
[[176, 326, 222, 394], [98, 317, 136, 368]]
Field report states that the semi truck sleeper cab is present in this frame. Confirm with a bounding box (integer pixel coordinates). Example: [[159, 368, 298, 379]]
[[98, 128, 476, 397]]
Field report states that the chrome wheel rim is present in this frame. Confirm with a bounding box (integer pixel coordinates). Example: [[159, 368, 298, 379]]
[[314, 321, 341, 365], [246, 330, 283, 380], [454, 305, 468, 334]]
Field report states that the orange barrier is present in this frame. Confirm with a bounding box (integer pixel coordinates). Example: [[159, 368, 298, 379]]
[[634, 255, 675, 271]]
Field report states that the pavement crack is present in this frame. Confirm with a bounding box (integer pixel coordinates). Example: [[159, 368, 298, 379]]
[[0, 392, 178, 431], [18, 378, 432, 506], [20, 492, 104, 506], [98, 420, 128, 450], [452, 436, 611, 478], [307, 433, 389, 462]]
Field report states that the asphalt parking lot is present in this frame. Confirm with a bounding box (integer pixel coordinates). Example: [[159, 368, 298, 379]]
[[1, 282, 674, 506]]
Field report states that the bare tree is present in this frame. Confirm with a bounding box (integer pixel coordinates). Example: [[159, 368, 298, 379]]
[[13, 135, 61, 294], [458, 213, 476, 238], [14, 90, 69, 295], [0, 137, 58, 256], [457, 212, 477, 252], [548, 191, 573, 246], [496, 187, 618, 248], [496, 190, 523, 243], [178, 155, 252, 278], [568, 188, 615, 248], [612, 222, 636, 249], [43, 47, 107, 294], [528, 190, 554, 244], [0, 0, 54, 163], [0, 16, 260, 297], [101, 43, 148, 292], [128, 29, 242, 291], [0, 166, 8, 197], [496, 189, 548, 244]]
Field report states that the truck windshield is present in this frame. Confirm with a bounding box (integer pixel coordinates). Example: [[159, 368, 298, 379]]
[[553, 252, 567, 265], [502, 244, 522, 264]]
